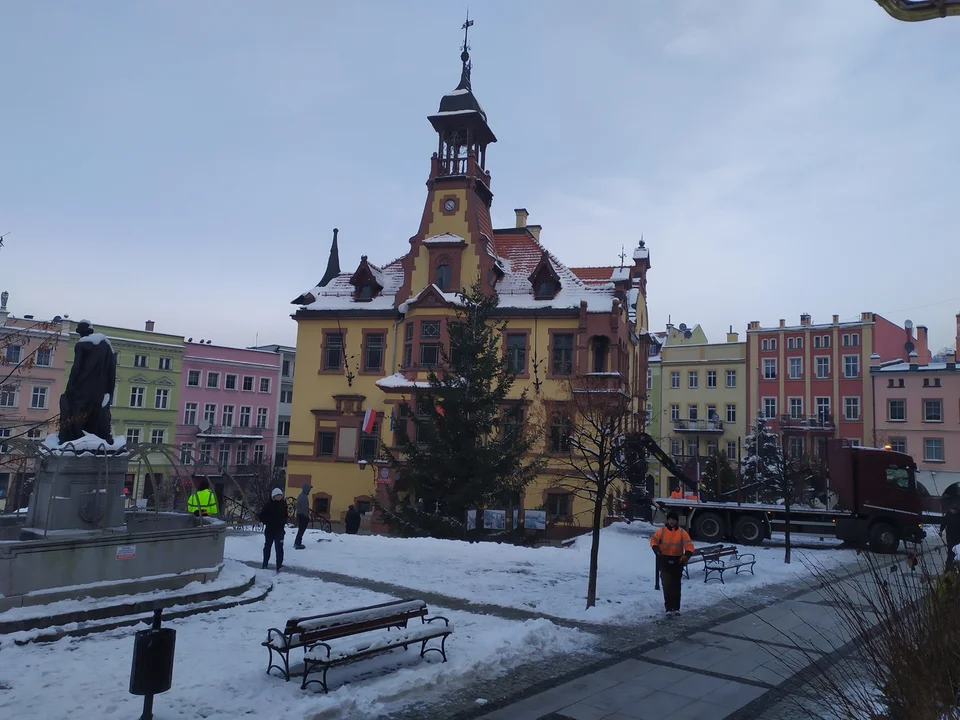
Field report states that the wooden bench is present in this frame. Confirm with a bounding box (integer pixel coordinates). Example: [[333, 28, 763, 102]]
[[704, 550, 757, 584], [262, 598, 452, 693], [682, 545, 736, 580]]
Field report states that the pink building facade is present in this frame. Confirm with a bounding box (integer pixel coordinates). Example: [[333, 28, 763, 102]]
[[872, 313, 960, 500], [174, 342, 281, 489], [0, 292, 70, 510]]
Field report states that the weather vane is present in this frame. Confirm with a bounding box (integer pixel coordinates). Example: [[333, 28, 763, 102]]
[[618, 245, 627, 267], [461, 9, 474, 54]]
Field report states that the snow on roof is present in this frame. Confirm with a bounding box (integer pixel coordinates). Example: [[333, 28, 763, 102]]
[[423, 233, 465, 244], [375, 373, 433, 390], [298, 258, 405, 311], [875, 361, 954, 372]]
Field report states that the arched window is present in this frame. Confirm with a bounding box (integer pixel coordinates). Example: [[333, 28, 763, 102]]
[[436, 263, 452, 291]]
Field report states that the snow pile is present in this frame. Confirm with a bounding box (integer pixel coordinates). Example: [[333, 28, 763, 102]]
[[42, 431, 126, 455]]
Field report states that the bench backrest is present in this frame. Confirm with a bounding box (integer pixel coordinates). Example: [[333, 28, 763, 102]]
[[284, 598, 420, 632], [289, 599, 429, 643], [691, 544, 724, 558]]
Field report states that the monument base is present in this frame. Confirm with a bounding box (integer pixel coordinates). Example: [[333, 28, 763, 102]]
[[26, 453, 129, 532]]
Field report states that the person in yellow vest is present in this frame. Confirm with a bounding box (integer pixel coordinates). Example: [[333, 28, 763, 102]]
[[187, 478, 219, 517], [650, 510, 695, 614]]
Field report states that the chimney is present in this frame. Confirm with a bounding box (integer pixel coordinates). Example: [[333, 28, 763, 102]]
[[870, 352, 881, 371], [916, 325, 929, 362], [779, 319, 785, 328], [748, 321, 760, 330], [726, 325, 738, 343], [832, 314, 839, 326], [527, 224, 542, 242], [145, 320, 155, 332], [800, 313, 811, 327], [0, 290, 8, 324], [909, 351, 919, 371], [514, 208, 528, 228]]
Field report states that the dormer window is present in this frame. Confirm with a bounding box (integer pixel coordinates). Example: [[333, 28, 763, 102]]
[[357, 284, 374, 301], [436, 263, 452, 292], [348, 255, 383, 302], [528, 250, 561, 300], [536, 280, 557, 299]]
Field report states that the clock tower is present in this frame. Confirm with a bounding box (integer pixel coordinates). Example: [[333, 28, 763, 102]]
[[397, 14, 501, 305]]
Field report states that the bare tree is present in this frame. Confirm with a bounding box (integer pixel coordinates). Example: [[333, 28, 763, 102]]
[[551, 377, 632, 609]]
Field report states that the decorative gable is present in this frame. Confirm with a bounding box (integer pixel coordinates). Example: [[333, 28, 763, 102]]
[[128, 374, 150, 384], [528, 250, 562, 300], [349, 256, 385, 302]]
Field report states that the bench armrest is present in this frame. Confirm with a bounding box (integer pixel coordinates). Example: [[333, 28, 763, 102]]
[[424, 615, 451, 627], [304, 640, 332, 659], [264, 627, 291, 648]]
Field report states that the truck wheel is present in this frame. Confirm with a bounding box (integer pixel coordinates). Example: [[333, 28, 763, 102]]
[[869, 523, 900, 554], [733, 516, 764, 545], [693, 512, 725, 543]]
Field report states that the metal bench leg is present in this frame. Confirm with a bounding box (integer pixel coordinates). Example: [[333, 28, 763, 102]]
[[266, 647, 291, 681]]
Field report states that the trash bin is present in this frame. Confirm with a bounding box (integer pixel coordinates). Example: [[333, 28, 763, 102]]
[[129, 623, 176, 696]]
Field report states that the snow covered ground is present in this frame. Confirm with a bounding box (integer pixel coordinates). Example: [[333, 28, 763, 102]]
[[0, 522, 855, 720]]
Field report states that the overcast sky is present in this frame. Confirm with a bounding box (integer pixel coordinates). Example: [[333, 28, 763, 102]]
[[1, 1, 957, 352]]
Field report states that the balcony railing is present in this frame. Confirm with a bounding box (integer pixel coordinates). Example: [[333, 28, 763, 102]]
[[195, 425, 265, 439], [780, 413, 834, 430], [672, 419, 724, 433]]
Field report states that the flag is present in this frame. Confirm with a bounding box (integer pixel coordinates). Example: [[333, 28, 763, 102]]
[[362, 408, 376, 434]]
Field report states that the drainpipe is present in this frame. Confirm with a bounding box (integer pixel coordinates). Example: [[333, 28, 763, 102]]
[[390, 314, 405, 374], [871, 370, 877, 448]]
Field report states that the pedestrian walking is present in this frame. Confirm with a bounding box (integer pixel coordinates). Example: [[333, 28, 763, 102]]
[[294, 484, 311, 549], [344, 504, 361, 535], [940, 504, 960, 569], [650, 511, 694, 614], [259, 488, 288, 572]]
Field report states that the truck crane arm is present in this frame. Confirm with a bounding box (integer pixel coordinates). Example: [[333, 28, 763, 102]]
[[617, 432, 703, 497]]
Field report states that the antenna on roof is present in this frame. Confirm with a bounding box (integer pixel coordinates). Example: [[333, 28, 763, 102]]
[[618, 245, 627, 268]]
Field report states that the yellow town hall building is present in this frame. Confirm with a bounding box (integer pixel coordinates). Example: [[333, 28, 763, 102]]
[[285, 39, 652, 535]]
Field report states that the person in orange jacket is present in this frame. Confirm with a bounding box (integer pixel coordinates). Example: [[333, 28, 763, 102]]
[[650, 510, 695, 614]]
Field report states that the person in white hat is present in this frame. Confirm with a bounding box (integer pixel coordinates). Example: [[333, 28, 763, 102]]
[[258, 487, 288, 571]]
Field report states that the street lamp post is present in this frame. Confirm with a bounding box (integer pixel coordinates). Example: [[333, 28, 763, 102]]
[[875, 0, 960, 21]]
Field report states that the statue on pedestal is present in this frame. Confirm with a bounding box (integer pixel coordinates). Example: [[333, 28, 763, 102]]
[[58, 320, 117, 444]]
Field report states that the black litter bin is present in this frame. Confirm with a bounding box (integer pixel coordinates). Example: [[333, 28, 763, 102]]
[[130, 624, 176, 696]]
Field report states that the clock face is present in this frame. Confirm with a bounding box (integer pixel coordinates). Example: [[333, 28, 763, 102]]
[[443, 199, 456, 212]]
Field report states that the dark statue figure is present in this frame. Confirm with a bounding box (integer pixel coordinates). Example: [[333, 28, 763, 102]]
[[58, 321, 117, 444]]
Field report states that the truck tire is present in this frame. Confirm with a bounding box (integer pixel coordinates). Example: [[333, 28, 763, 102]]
[[733, 515, 764, 545], [869, 522, 900, 554], [693, 512, 725, 543]]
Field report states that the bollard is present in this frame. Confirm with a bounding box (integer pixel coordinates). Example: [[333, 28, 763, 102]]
[[129, 609, 177, 720]]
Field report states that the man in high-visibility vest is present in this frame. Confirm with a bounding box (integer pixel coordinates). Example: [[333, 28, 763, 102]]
[[650, 510, 694, 614], [187, 478, 219, 517]]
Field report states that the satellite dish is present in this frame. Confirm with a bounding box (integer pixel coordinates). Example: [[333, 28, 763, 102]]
[[905, 320, 914, 330], [198, 419, 212, 432], [684, 331, 693, 339], [905, 341, 915, 354], [188, 337, 193, 342], [679, 323, 688, 332]]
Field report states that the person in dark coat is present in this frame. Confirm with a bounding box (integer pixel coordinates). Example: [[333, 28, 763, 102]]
[[344, 504, 361, 535], [259, 488, 288, 572], [58, 321, 117, 443], [940, 504, 960, 569], [294, 484, 311, 549]]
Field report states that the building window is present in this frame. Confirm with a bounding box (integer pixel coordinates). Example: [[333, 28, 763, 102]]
[[199, 443, 212, 463], [435, 263, 452, 291], [763, 397, 777, 419], [323, 333, 344, 371], [591, 336, 609, 373], [359, 423, 379, 461], [421, 321, 441, 339], [814, 336, 822, 349], [549, 412, 571, 453], [545, 492, 571, 519], [763, 359, 777, 380], [706, 370, 717, 388], [236, 445, 248, 465], [126, 428, 141, 445], [242, 376, 254, 392], [0, 390, 16, 408], [213, 444, 227, 467], [535, 280, 558, 299], [687, 404, 698, 421], [30, 386, 48, 409], [130, 386, 145, 408], [788, 436, 804, 458], [924, 400, 943, 422], [788, 357, 802, 379], [889, 438, 906, 454], [796, 337, 803, 349], [924, 438, 944, 462], [726, 404, 737, 423], [726, 441, 737, 458], [225, 374, 237, 390], [646, 368, 653, 390], [282, 360, 291, 377], [789, 397, 803, 419], [506, 334, 527, 374], [280, 389, 293, 404], [151, 429, 165, 445], [787, 338, 794, 350], [277, 420, 290, 436], [158, 357, 171, 371], [134, 355, 148, 368], [706, 404, 717, 421], [816, 356, 830, 378], [670, 404, 680, 421], [551, 334, 574, 375], [0, 429, 9, 453], [256, 408, 268, 428], [844, 397, 860, 421], [688, 371, 698, 389], [419, 343, 440, 367], [184, 403, 197, 425], [259, 378, 271, 393], [843, 356, 859, 378], [222, 405, 234, 427], [180, 443, 194, 464], [888, 400, 905, 422], [726, 370, 736, 388], [154, 388, 169, 409], [815, 397, 831, 419], [206, 372, 220, 389], [364, 334, 385, 372], [670, 439, 681, 457], [761, 338, 777, 351], [402, 322, 414, 369], [5, 345, 21, 363], [187, 370, 201, 387], [203, 403, 216, 424], [671, 372, 680, 389], [239, 407, 251, 427], [823, 335, 831, 348], [253, 444, 266, 464], [687, 439, 699, 457], [35, 348, 52, 367], [317, 431, 335, 457]]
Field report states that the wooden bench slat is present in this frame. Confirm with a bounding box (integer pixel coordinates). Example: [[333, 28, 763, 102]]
[[299, 600, 427, 631], [304, 623, 454, 662]]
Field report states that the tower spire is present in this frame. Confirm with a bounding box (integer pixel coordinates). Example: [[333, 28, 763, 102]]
[[319, 228, 341, 288], [458, 10, 474, 89]]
